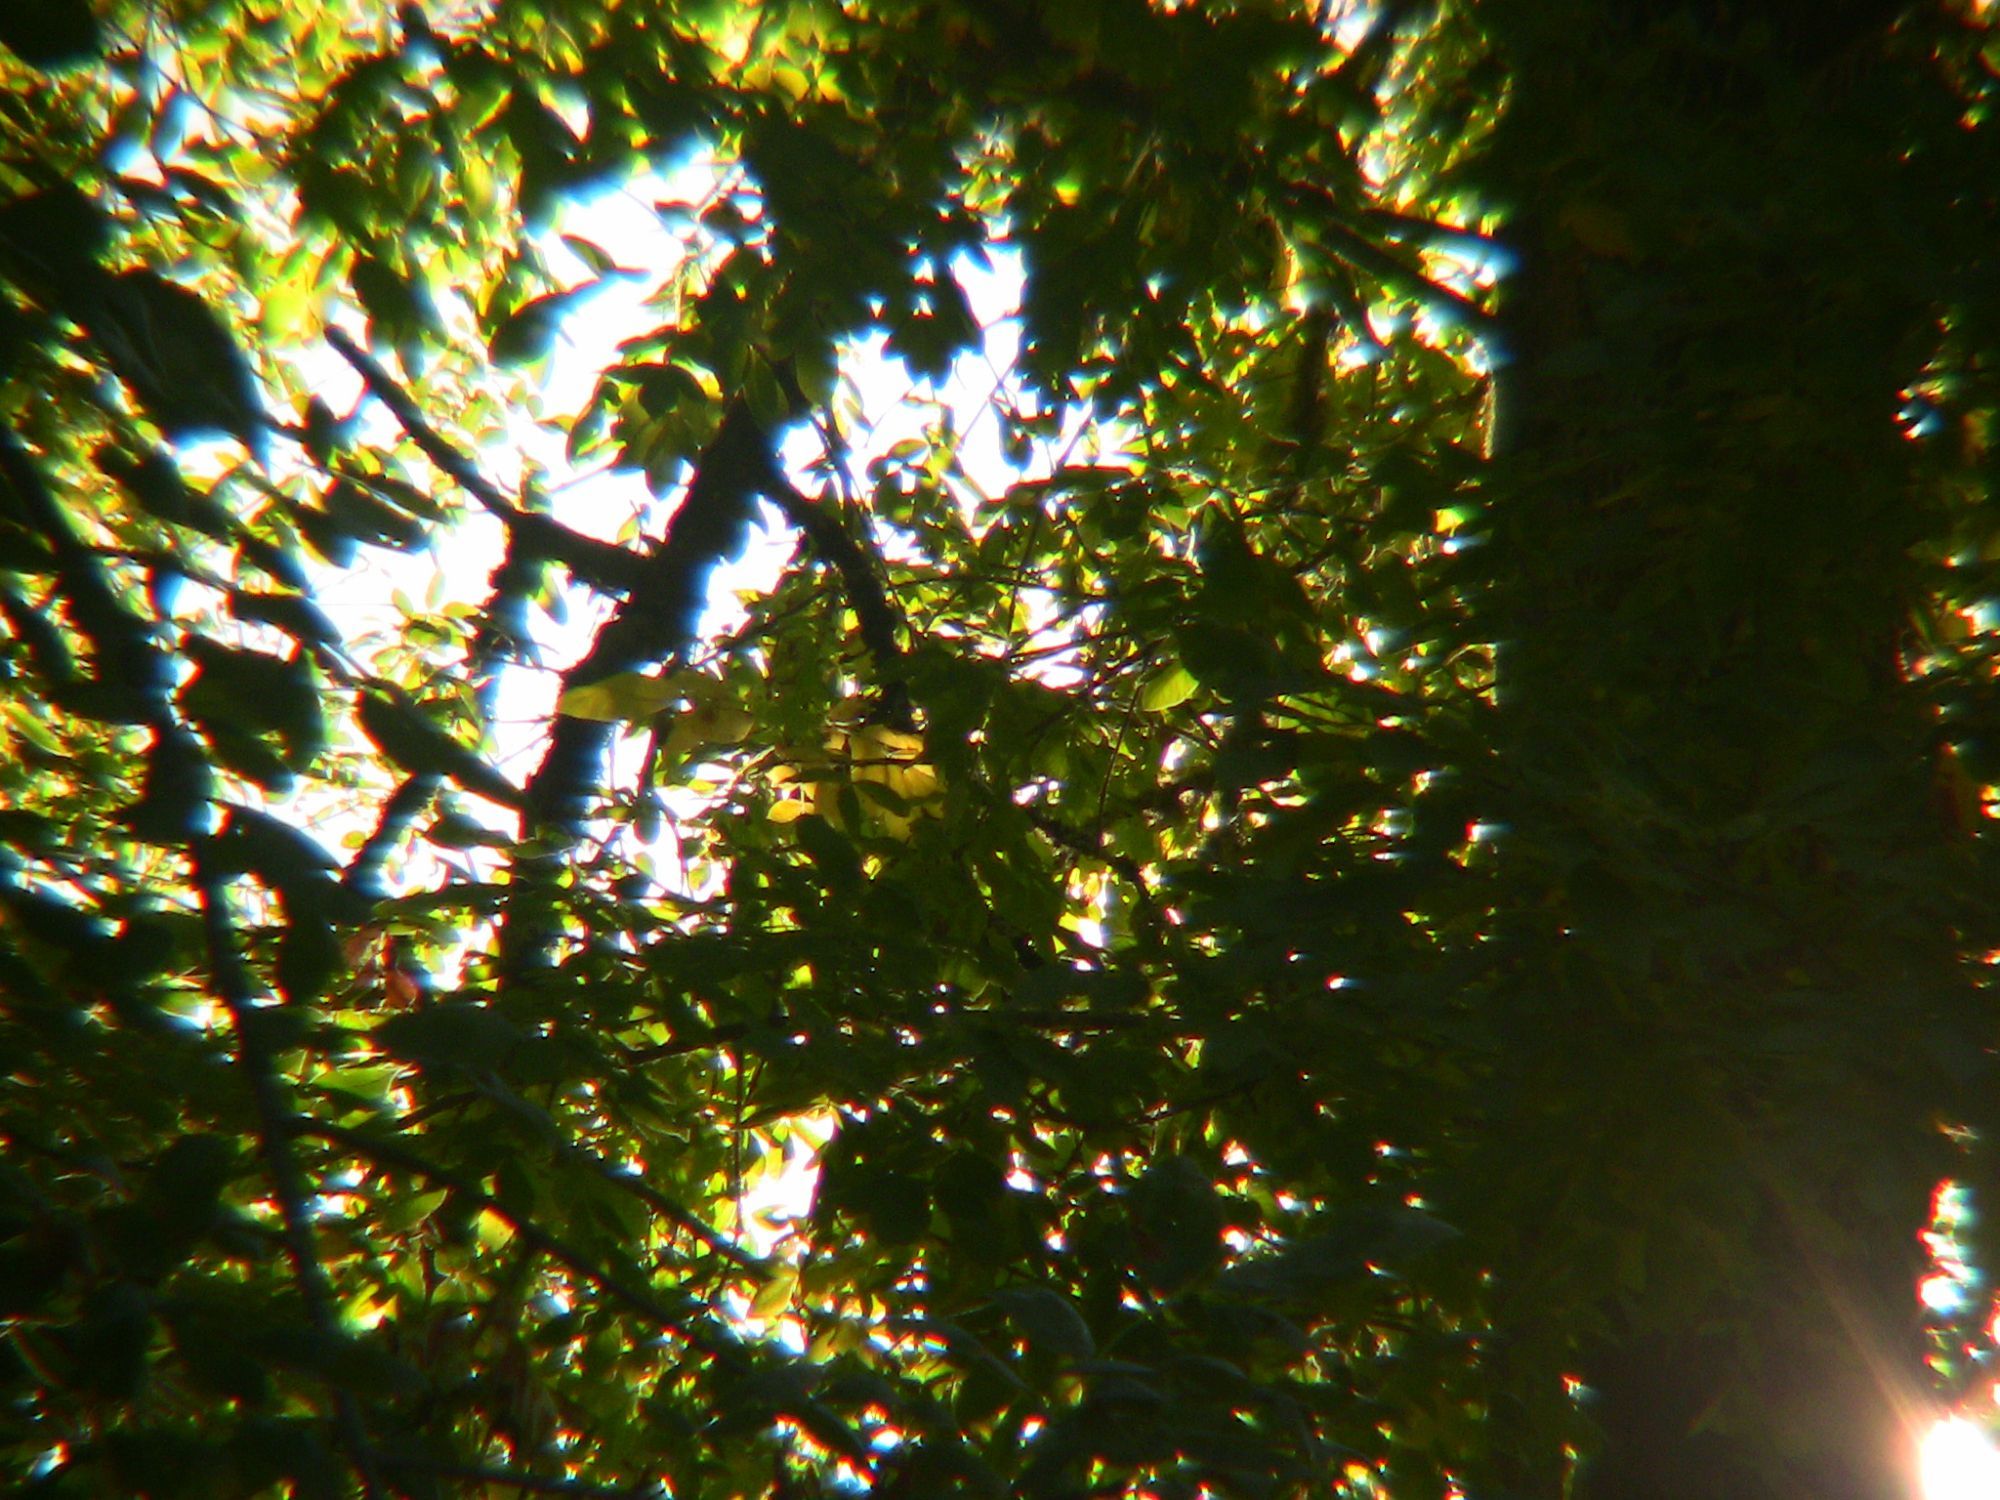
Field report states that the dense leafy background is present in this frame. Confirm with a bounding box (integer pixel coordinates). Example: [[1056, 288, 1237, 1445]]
[[4, 2, 2000, 1498]]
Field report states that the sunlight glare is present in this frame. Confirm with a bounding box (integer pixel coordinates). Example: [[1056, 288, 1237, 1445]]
[[1921, 1418, 2000, 1500]]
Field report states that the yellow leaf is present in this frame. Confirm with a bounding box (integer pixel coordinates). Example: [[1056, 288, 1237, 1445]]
[[749, 1266, 798, 1320], [556, 671, 684, 722], [887, 762, 943, 801], [770, 720, 947, 841], [768, 799, 810, 824], [808, 1320, 866, 1361], [663, 702, 756, 759]]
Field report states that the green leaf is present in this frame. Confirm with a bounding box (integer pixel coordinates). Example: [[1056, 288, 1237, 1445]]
[[357, 690, 521, 807], [180, 639, 325, 781], [375, 1002, 525, 1071], [58, 1284, 152, 1400], [319, 479, 427, 551], [350, 255, 440, 356], [81, 270, 264, 458], [488, 283, 608, 367], [1218, 1205, 1459, 1304], [2, 5, 1989, 1496], [1140, 661, 1198, 712], [558, 233, 643, 279], [844, 1170, 930, 1246], [992, 1287, 1095, 1361], [1130, 1157, 1226, 1292]]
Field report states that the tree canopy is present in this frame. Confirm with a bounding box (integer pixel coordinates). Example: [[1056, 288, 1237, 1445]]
[[4, 2, 2000, 1497]]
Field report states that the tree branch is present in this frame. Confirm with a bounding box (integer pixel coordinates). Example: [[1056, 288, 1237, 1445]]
[[342, 771, 440, 899], [325, 326, 646, 593], [761, 469, 911, 721], [4, 418, 384, 1492], [298, 1119, 751, 1365], [1283, 183, 1507, 355], [458, 1070, 766, 1273], [194, 854, 384, 1499], [502, 398, 781, 979]]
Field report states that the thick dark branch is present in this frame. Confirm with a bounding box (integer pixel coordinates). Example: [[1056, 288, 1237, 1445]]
[[500, 383, 911, 979], [1282, 307, 1332, 467], [762, 471, 910, 717], [502, 399, 782, 980], [560, 400, 776, 683], [342, 772, 440, 899], [519, 401, 775, 827], [194, 853, 384, 1499]]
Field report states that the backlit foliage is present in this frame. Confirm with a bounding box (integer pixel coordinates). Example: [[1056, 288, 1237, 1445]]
[[5, 3, 2000, 1498]]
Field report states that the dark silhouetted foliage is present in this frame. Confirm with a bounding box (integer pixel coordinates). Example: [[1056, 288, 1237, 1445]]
[[4, 3, 2000, 1498]]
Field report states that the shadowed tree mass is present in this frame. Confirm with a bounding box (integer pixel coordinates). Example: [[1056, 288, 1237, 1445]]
[[3, 2, 2000, 1497]]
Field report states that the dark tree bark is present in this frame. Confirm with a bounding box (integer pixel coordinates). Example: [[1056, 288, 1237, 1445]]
[[1463, 3, 1965, 1494]]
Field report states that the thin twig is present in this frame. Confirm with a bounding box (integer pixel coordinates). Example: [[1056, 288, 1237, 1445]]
[[458, 1070, 764, 1273], [298, 1119, 750, 1365]]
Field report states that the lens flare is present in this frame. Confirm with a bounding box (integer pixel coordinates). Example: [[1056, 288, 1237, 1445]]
[[1921, 1418, 2000, 1500]]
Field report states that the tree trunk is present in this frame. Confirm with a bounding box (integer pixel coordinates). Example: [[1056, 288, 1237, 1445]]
[[1465, 3, 1963, 1494]]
